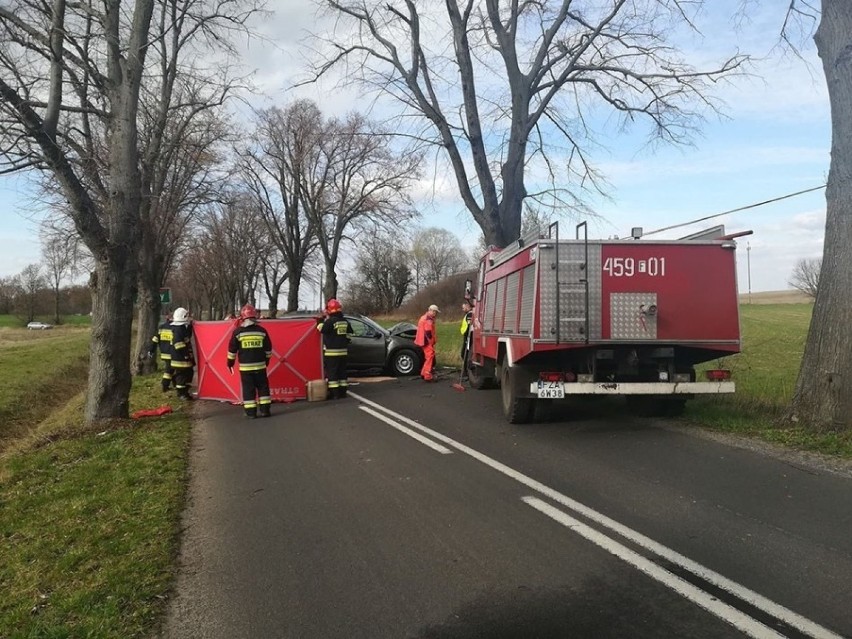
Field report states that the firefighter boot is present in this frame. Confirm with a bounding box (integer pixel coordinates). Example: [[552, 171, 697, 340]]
[[244, 408, 257, 419], [161, 380, 171, 393], [258, 405, 271, 418]]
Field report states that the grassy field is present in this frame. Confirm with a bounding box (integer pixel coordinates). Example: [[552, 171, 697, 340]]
[[0, 314, 92, 329], [0, 327, 92, 450], [0, 326, 191, 639], [0, 304, 847, 638]]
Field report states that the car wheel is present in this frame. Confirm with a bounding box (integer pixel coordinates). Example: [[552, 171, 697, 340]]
[[389, 349, 418, 376]]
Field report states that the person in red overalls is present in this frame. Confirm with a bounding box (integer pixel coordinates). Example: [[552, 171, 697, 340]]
[[415, 304, 440, 381]]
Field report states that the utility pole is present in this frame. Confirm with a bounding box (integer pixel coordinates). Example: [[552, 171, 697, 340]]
[[747, 242, 752, 304]]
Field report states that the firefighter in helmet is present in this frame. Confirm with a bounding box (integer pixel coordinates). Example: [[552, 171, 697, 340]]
[[227, 304, 274, 419], [169, 307, 195, 400], [148, 312, 174, 392], [415, 304, 440, 381], [316, 298, 353, 399]]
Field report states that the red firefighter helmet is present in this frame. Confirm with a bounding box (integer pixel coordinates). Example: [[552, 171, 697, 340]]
[[240, 303, 258, 319], [326, 298, 342, 313]]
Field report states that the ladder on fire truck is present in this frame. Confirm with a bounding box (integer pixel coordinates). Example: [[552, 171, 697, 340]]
[[546, 221, 590, 345]]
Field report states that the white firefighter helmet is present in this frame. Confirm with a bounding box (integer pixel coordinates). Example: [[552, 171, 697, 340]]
[[172, 307, 190, 324]]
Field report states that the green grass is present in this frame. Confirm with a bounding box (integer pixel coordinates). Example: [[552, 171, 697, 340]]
[[687, 304, 852, 458], [0, 314, 92, 328], [0, 374, 192, 639], [0, 328, 92, 450]]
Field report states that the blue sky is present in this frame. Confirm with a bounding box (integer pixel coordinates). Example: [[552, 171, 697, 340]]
[[0, 1, 830, 294]]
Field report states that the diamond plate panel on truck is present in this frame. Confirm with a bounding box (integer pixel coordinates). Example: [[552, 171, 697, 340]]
[[504, 270, 520, 333], [611, 292, 658, 340], [539, 242, 602, 342], [519, 265, 535, 334], [539, 245, 557, 340]]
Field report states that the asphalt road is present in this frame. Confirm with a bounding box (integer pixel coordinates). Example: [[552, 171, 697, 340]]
[[160, 376, 852, 639]]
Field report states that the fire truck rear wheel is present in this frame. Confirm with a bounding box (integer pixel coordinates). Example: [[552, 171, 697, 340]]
[[501, 365, 534, 424], [467, 362, 495, 389]]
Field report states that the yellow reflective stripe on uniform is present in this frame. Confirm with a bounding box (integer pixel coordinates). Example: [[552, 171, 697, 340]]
[[160, 355, 172, 360], [239, 362, 267, 371], [227, 353, 236, 361], [323, 348, 347, 356], [171, 361, 193, 368]]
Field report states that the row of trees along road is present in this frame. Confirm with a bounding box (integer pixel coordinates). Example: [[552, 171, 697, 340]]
[[2, 0, 851, 433]]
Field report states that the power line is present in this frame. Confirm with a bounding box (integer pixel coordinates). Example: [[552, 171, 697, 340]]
[[643, 184, 827, 237]]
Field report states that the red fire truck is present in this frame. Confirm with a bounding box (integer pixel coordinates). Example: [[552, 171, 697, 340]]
[[466, 222, 745, 423]]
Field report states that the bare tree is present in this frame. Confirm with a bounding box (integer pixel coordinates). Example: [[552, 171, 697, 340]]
[[0, 276, 21, 314], [182, 197, 265, 318], [239, 102, 320, 312], [347, 230, 413, 314], [1, 0, 158, 421], [40, 228, 79, 324], [788, 257, 821, 298], [785, 0, 852, 432], [258, 249, 289, 317], [310, 0, 747, 247], [300, 109, 421, 301], [411, 227, 467, 287], [132, 0, 259, 373], [17, 264, 46, 323]]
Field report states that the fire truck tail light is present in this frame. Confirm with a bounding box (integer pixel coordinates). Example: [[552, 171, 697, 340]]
[[563, 372, 577, 383], [540, 372, 562, 382], [577, 374, 594, 383], [673, 373, 691, 383], [706, 369, 731, 381]]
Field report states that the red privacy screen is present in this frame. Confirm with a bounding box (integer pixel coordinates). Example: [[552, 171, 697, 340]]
[[193, 318, 323, 403]]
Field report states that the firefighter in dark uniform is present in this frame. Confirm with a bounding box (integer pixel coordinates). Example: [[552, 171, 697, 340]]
[[148, 314, 174, 392], [317, 298, 352, 399], [169, 307, 195, 401], [227, 304, 273, 419]]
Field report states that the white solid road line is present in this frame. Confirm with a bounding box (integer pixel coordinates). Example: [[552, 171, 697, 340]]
[[358, 406, 452, 455], [348, 391, 843, 639], [523, 496, 783, 639]]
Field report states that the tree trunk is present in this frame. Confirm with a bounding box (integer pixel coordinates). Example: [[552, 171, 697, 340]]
[[785, 0, 852, 432], [267, 282, 281, 318], [132, 270, 161, 375], [284, 263, 303, 312], [53, 287, 61, 325], [322, 259, 338, 302], [86, 253, 137, 422]]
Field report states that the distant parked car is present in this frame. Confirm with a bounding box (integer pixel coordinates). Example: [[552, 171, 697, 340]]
[[27, 321, 54, 330]]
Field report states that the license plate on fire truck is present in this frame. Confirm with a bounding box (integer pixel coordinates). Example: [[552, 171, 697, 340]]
[[537, 380, 564, 399]]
